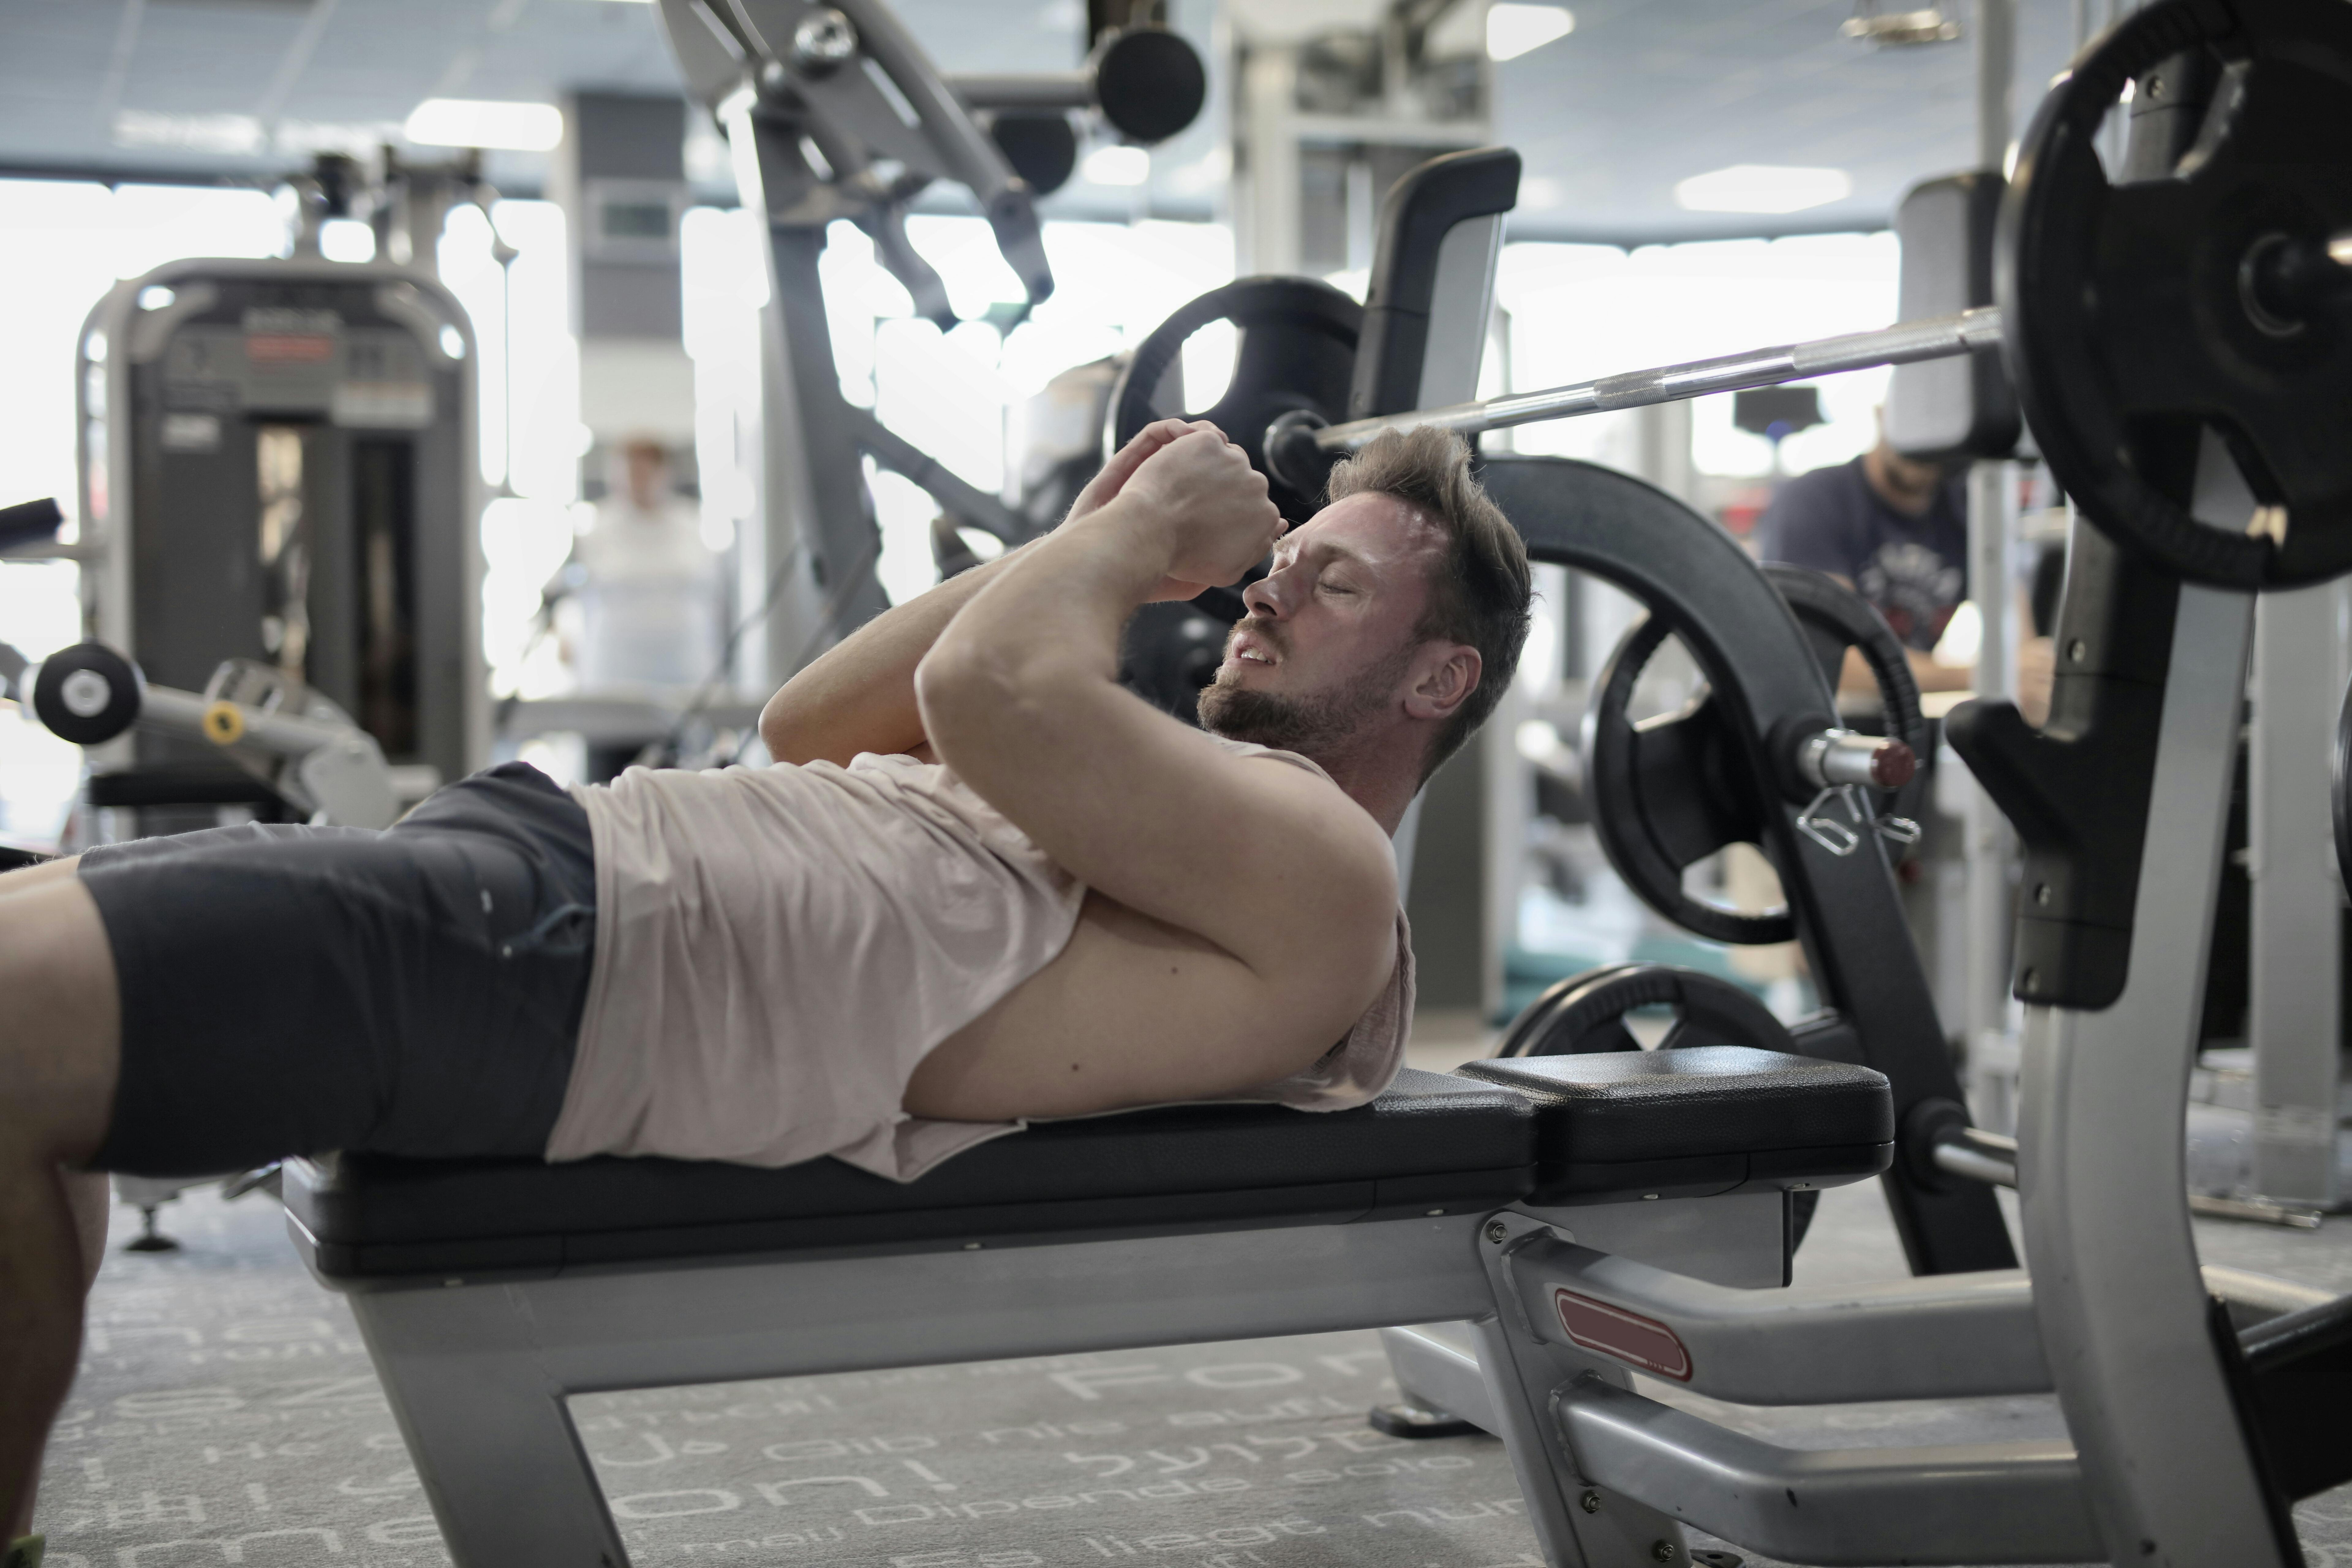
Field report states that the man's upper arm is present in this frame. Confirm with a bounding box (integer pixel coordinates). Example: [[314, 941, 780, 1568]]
[[927, 666, 1398, 994]]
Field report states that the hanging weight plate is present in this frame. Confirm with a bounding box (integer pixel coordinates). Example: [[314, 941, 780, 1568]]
[[2003, 0, 2352, 588], [1585, 570, 1929, 946], [1110, 277, 1363, 522], [1497, 962, 1798, 1058]]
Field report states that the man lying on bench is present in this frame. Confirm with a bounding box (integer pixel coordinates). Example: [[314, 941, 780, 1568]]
[[0, 420, 1531, 1559]]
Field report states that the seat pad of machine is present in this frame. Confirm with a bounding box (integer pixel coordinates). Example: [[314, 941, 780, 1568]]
[[284, 1053, 1893, 1283]]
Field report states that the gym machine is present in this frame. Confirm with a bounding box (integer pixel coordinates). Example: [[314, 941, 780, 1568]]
[[26, 641, 403, 834], [68, 252, 483, 837], [254, 1, 2352, 1564], [649, 0, 1206, 693]]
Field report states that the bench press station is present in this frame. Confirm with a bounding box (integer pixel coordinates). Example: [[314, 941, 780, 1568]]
[[44, 0, 2352, 1562], [277, 433, 2110, 1567]]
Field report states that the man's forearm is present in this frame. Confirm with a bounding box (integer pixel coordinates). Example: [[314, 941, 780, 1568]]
[[921, 508, 1157, 721], [759, 548, 1027, 766]]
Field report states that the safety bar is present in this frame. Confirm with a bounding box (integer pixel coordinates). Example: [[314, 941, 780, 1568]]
[[1558, 1378, 2101, 1567]]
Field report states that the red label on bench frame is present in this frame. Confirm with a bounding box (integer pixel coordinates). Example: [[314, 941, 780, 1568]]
[[1553, 1289, 1693, 1381]]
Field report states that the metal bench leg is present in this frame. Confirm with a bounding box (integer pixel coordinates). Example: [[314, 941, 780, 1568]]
[[349, 1283, 632, 1568], [1377, 1322, 1497, 1435], [1474, 1215, 1689, 1568]]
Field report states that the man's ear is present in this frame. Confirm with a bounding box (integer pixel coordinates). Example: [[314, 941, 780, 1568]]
[[1403, 643, 1481, 724]]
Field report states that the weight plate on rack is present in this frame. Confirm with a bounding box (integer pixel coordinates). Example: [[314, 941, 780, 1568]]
[[1497, 961, 1797, 1059], [2003, 0, 2352, 587], [1584, 569, 1929, 946], [1110, 276, 1363, 522]]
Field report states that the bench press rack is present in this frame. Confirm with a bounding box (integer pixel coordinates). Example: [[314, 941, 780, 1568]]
[[288, 459, 2078, 1567], [287, 4, 2352, 1559]]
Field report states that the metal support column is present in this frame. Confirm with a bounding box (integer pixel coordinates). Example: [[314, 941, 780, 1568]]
[[2248, 581, 2351, 1206], [2018, 584, 2290, 1565], [1962, 0, 2020, 1117], [1964, 459, 2019, 1095], [728, 101, 890, 690]]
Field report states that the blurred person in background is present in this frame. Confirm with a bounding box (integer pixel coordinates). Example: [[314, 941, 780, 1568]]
[[546, 437, 727, 776], [1756, 425, 2051, 724]]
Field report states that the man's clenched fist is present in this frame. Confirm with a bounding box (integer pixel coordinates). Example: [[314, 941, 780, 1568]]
[[1119, 427, 1285, 595]]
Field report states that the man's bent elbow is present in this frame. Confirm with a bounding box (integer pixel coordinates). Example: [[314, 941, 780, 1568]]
[[759, 690, 819, 767]]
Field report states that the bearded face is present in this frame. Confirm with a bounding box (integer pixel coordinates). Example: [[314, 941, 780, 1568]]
[[1196, 619, 1415, 756]]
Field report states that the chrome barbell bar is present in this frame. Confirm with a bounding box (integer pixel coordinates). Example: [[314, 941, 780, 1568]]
[[1291, 305, 2005, 460]]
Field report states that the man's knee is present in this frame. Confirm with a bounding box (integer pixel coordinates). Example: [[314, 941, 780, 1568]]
[[0, 878, 121, 1168]]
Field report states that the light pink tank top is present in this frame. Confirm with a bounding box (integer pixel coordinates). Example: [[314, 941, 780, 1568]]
[[546, 738, 1414, 1180]]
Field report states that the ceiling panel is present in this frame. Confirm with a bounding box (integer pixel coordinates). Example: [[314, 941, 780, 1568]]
[[0, 0, 2095, 245]]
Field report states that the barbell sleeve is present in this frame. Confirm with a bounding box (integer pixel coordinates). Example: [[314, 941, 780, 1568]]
[[1309, 305, 2005, 454]]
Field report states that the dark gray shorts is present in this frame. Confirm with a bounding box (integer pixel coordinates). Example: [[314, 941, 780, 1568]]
[[81, 761, 596, 1177]]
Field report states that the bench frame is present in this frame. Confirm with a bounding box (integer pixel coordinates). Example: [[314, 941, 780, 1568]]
[[297, 1191, 1771, 1565]]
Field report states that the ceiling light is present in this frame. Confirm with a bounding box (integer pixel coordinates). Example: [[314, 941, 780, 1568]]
[[1487, 4, 1574, 62], [404, 98, 564, 152], [113, 110, 264, 155], [1081, 144, 1150, 186], [1673, 164, 1853, 214]]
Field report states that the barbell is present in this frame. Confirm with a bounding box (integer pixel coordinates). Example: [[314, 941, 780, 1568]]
[[1121, 0, 2352, 590]]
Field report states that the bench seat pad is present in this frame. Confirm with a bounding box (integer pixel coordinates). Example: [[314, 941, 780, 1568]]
[[284, 1051, 1891, 1284]]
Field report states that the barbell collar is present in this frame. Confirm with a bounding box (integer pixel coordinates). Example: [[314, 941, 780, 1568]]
[[1310, 306, 2004, 454], [1799, 728, 1918, 791]]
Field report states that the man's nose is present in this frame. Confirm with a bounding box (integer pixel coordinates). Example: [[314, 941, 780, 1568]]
[[1242, 571, 1291, 618]]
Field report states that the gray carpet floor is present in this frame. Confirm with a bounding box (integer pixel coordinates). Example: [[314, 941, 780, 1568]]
[[28, 1143, 2352, 1568]]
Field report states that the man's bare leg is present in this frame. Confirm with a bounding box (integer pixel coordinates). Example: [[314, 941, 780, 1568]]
[[0, 875, 121, 1541], [0, 858, 81, 898]]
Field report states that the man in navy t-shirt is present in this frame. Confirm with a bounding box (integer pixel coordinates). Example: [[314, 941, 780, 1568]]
[[1755, 435, 1974, 699], [1755, 432, 2052, 719]]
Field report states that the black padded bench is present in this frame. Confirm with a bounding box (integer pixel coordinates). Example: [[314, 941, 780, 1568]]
[[282, 1048, 1891, 1567]]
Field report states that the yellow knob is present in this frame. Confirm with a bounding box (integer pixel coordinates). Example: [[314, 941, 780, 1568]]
[[202, 702, 245, 746]]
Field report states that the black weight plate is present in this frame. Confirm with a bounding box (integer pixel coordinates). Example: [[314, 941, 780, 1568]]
[[2002, 0, 2352, 588], [1496, 960, 1649, 1059], [1586, 573, 1927, 945], [1110, 277, 1363, 522], [31, 642, 143, 747], [1502, 963, 1797, 1059], [1585, 614, 1790, 946]]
